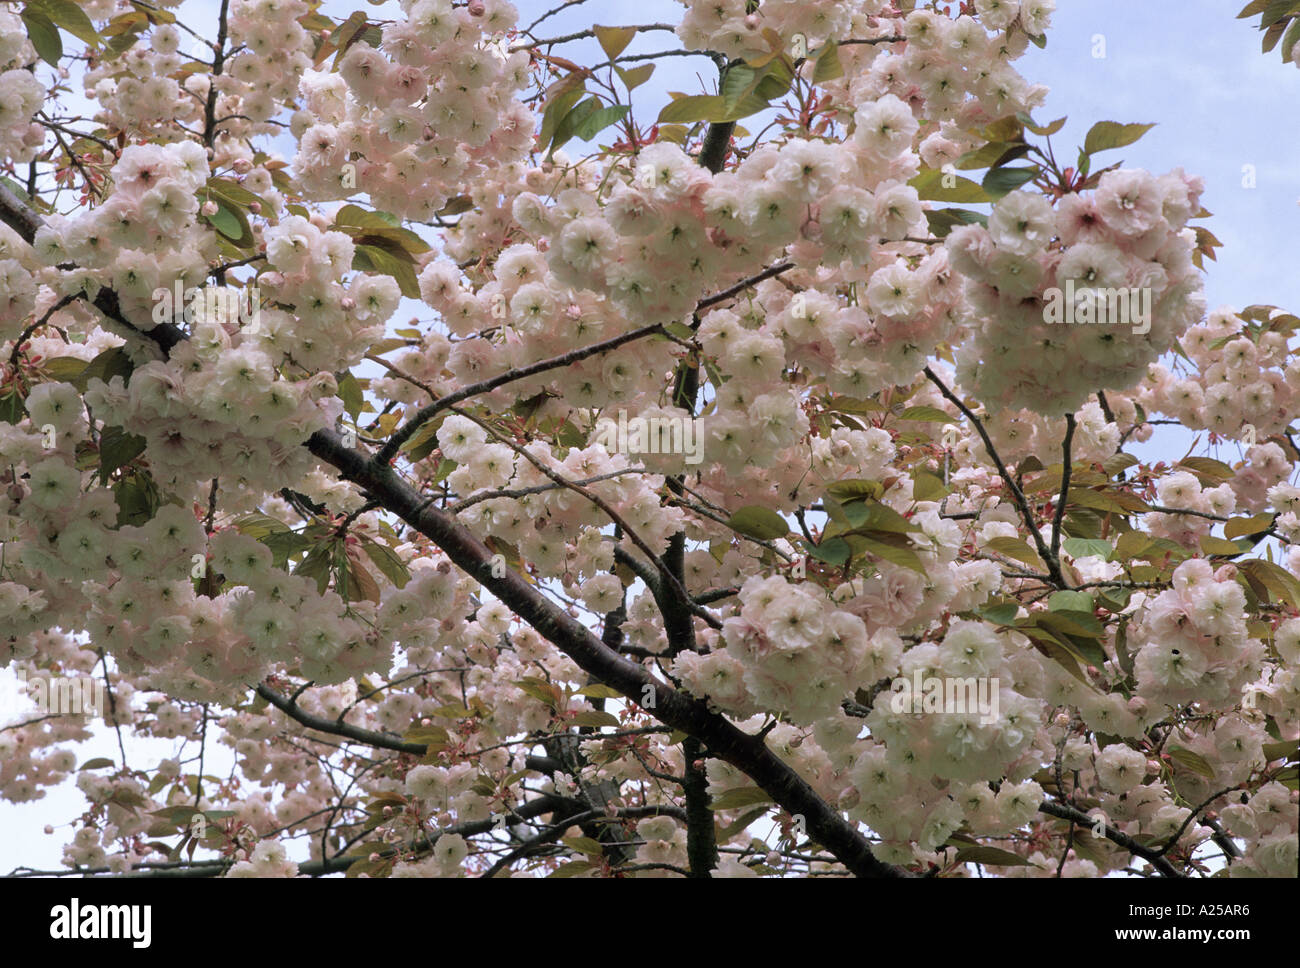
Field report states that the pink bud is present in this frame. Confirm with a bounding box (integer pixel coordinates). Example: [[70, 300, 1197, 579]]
[[765, 851, 781, 867], [201, 200, 219, 217], [468, 0, 486, 15], [744, 13, 759, 29], [340, 297, 355, 311], [232, 159, 253, 174], [1146, 759, 1161, 775], [420, 718, 431, 727], [1127, 697, 1147, 716], [367, 852, 380, 862], [437, 812, 452, 826], [247, 201, 261, 214], [44, 825, 54, 835]]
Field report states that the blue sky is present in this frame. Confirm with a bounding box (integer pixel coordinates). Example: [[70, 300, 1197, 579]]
[[3, 0, 1297, 874]]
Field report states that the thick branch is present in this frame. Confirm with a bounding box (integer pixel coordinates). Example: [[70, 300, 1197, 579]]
[[1038, 800, 1184, 878], [306, 428, 908, 878]]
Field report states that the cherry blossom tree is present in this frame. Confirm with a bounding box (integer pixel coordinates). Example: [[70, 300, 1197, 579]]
[[0, 0, 1296, 880]]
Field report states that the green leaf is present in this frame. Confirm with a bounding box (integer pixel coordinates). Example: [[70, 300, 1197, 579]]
[[615, 63, 655, 90], [572, 104, 630, 142], [979, 602, 1020, 625], [1239, 559, 1300, 609], [912, 471, 950, 503], [812, 43, 843, 83], [1062, 537, 1113, 561], [128, 0, 176, 25], [839, 500, 919, 533], [709, 787, 773, 811], [32, 0, 101, 46], [593, 24, 637, 61], [1281, 15, 1300, 60], [233, 514, 290, 540], [514, 677, 561, 709], [102, 22, 144, 60], [333, 204, 399, 232], [657, 94, 727, 125], [21, 9, 63, 65], [852, 534, 926, 574], [548, 96, 601, 156], [954, 845, 1038, 867], [1029, 615, 1108, 667], [99, 426, 147, 484], [1038, 609, 1105, 644], [984, 536, 1045, 570], [1176, 456, 1235, 485], [201, 198, 251, 246], [539, 83, 587, 152], [909, 169, 992, 203], [1049, 590, 1096, 614], [804, 536, 850, 567], [399, 418, 445, 463], [78, 757, 115, 771], [725, 506, 789, 541], [205, 176, 267, 211], [1168, 747, 1215, 779], [825, 479, 884, 501], [352, 244, 419, 298], [925, 207, 988, 238], [294, 542, 335, 595], [1082, 121, 1156, 156], [1015, 113, 1067, 137], [547, 860, 594, 878], [1224, 513, 1276, 540], [1200, 535, 1245, 557], [1261, 739, 1298, 763], [1259, 0, 1300, 28], [334, 543, 381, 604], [561, 835, 606, 856], [260, 530, 313, 570], [40, 357, 89, 384], [955, 141, 1030, 171], [113, 471, 161, 527], [982, 165, 1039, 198], [897, 406, 953, 423], [715, 804, 771, 843], [570, 710, 620, 728], [336, 372, 364, 421], [76, 346, 134, 392], [362, 540, 411, 589]]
